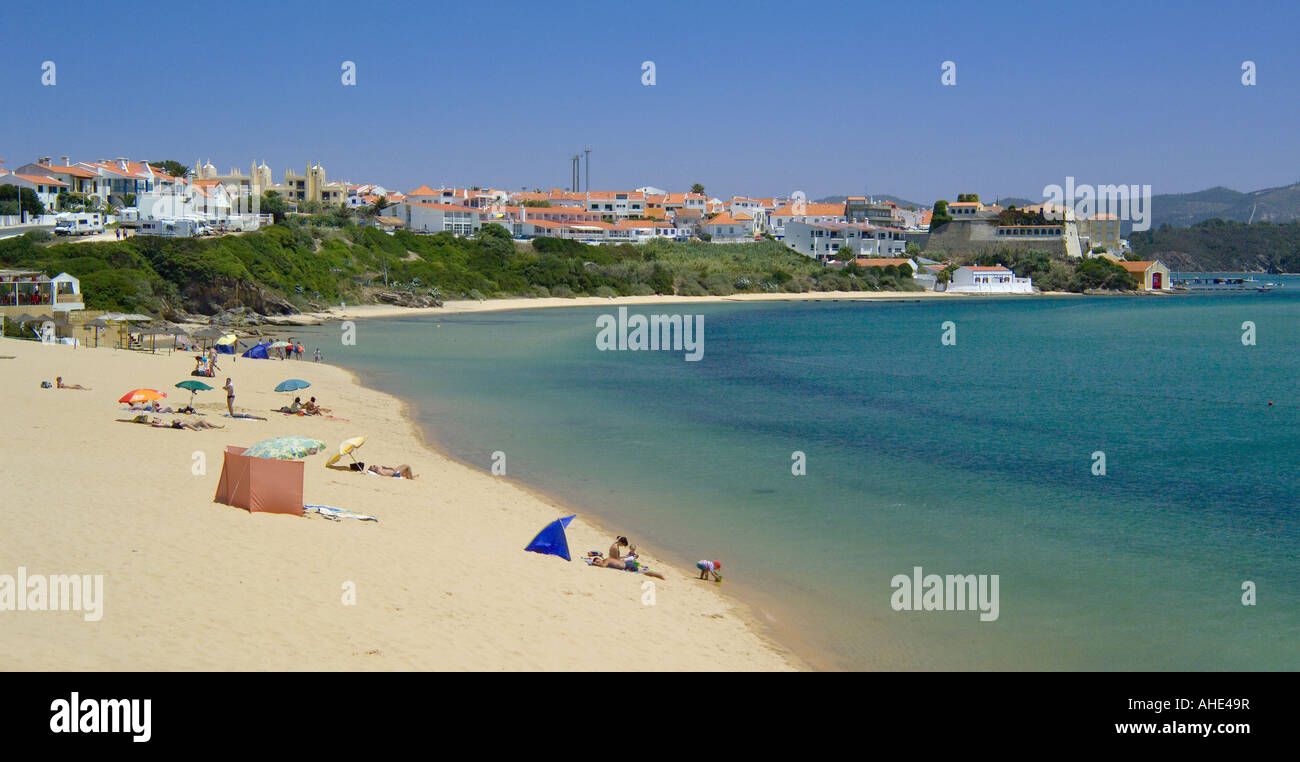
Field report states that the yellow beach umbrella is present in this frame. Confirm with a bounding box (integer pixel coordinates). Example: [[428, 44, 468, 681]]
[[214, 334, 238, 346], [326, 435, 369, 467]]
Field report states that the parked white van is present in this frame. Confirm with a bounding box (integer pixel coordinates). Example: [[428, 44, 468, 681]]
[[54, 213, 105, 236], [138, 218, 206, 238], [117, 208, 142, 227]]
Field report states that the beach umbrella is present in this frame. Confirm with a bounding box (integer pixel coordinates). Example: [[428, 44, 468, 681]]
[[274, 379, 311, 393], [325, 435, 368, 467], [269, 340, 292, 349], [175, 379, 213, 405], [119, 388, 166, 404], [243, 435, 326, 460]]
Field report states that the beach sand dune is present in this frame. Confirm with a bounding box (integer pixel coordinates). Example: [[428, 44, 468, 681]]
[[0, 340, 796, 671]]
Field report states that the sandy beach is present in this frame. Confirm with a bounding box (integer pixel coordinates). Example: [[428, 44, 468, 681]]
[[271, 289, 971, 324], [0, 337, 799, 671]]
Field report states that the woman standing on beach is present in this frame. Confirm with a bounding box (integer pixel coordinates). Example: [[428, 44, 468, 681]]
[[223, 377, 235, 415]]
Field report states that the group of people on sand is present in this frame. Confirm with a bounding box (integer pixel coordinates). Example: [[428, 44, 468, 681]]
[[117, 414, 224, 431], [587, 536, 722, 583], [129, 399, 197, 415], [587, 536, 667, 579], [193, 351, 220, 377], [276, 396, 325, 415]]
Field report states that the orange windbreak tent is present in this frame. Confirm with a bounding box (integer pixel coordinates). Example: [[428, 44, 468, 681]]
[[214, 446, 305, 515]]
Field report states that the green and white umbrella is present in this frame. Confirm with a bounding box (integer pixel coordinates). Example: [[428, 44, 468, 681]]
[[174, 379, 214, 405], [243, 435, 326, 460]]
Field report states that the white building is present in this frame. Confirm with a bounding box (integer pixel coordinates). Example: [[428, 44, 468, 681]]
[[393, 201, 482, 235], [767, 202, 846, 238], [948, 265, 1033, 293], [701, 211, 755, 242], [584, 191, 647, 218], [783, 221, 907, 261]]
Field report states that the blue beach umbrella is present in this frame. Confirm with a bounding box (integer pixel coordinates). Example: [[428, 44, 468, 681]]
[[274, 379, 311, 392], [524, 515, 576, 561]]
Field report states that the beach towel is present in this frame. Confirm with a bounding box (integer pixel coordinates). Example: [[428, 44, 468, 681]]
[[304, 504, 379, 522]]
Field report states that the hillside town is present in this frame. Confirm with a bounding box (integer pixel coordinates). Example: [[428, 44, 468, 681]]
[[1, 155, 1173, 311]]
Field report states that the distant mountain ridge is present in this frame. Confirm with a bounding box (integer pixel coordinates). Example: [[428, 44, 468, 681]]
[[817, 183, 1300, 228], [814, 194, 928, 209], [1143, 182, 1300, 229]]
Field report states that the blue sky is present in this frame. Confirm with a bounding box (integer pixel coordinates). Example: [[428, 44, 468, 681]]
[[2, 0, 1298, 203]]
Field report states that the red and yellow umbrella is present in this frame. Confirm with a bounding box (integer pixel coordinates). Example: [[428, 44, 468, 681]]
[[118, 388, 167, 404]]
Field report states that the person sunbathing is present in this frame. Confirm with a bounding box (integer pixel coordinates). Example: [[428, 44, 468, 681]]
[[588, 551, 665, 579], [55, 376, 90, 390], [365, 463, 415, 479]]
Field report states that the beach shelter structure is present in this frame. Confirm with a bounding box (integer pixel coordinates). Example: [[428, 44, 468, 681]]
[[214, 445, 305, 515], [215, 333, 239, 354], [524, 515, 576, 561], [241, 341, 271, 359]]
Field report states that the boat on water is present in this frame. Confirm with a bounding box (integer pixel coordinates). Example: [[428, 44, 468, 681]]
[[1172, 275, 1283, 292]]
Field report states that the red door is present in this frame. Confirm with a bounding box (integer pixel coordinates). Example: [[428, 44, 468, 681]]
[[1152, 271, 1162, 290]]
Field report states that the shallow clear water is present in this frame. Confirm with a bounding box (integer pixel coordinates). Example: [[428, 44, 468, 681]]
[[320, 284, 1300, 670]]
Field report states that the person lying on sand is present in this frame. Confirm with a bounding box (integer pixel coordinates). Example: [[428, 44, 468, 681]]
[[588, 552, 666, 579], [226, 412, 267, 420], [366, 463, 415, 479], [55, 376, 90, 390]]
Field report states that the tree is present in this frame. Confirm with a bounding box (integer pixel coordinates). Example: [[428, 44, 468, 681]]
[[1070, 257, 1135, 292], [930, 200, 951, 229], [369, 197, 390, 217], [148, 160, 190, 179], [260, 191, 289, 222], [690, 183, 705, 195], [956, 193, 979, 203], [0, 185, 45, 217]]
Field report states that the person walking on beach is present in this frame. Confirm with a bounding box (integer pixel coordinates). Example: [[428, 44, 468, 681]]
[[697, 560, 721, 582], [314, 347, 322, 362], [223, 377, 235, 415]]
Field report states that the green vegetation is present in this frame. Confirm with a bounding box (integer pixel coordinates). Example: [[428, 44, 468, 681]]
[[0, 220, 920, 316], [956, 193, 979, 203], [1129, 218, 1300, 272], [930, 199, 951, 229], [148, 160, 190, 178], [690, 183, 705, 195], [0, 184, 45, 216], [966, 248, 1134, 292], [997, 207, 1048, 226]]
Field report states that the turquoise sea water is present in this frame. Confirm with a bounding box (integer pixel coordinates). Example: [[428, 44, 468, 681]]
[[318, 282, 1300, 670]]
